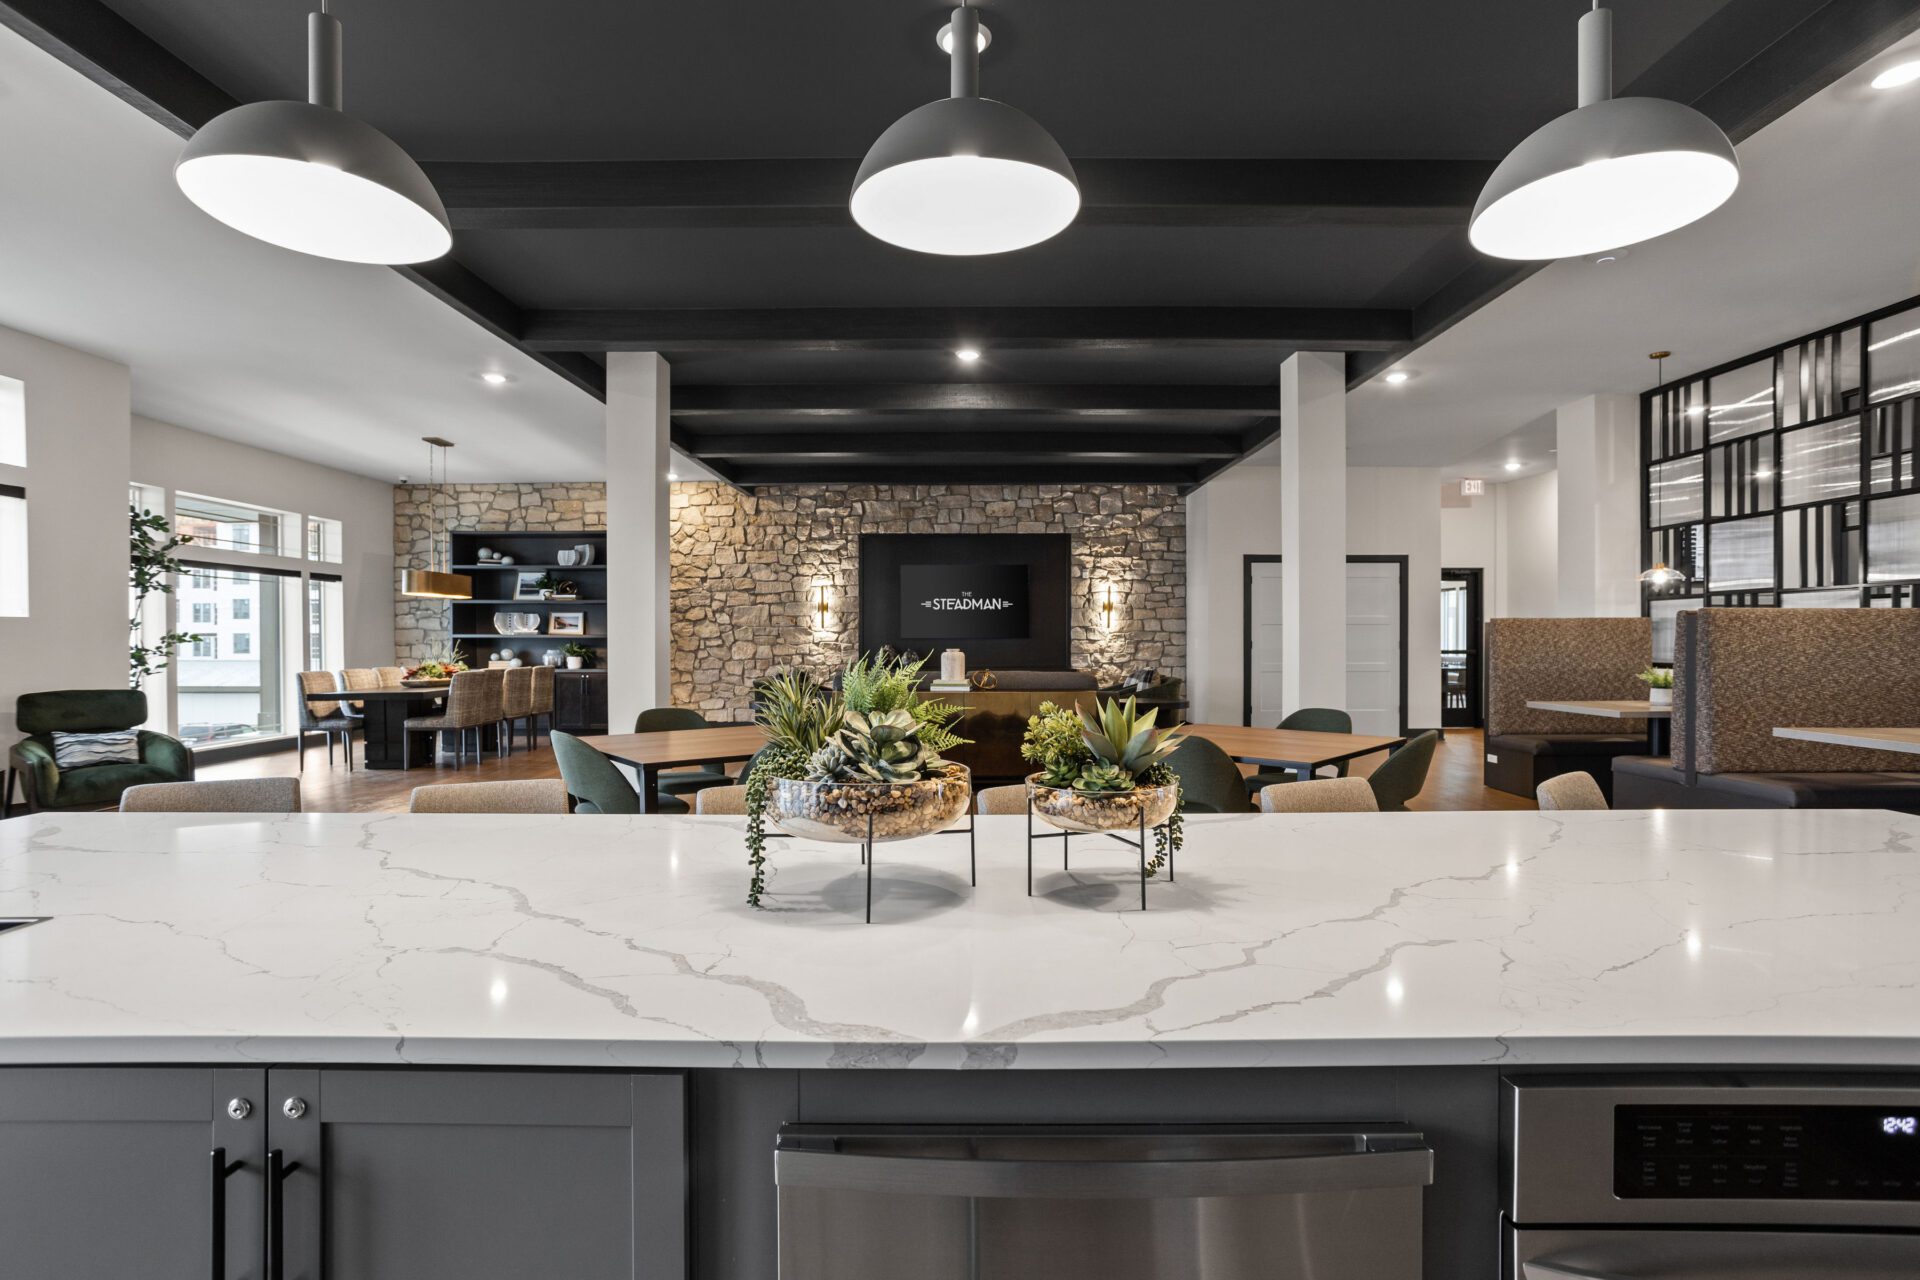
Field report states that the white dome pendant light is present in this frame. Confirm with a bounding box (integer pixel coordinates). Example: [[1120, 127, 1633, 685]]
[[1470, 3, 1739, 260], [176, 4, 451, 265], [851, 5, 1080, 255]]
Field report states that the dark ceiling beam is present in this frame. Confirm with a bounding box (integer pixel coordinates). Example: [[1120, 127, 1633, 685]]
[[0, 0, 606, 402], [724, 464, 1203, 488], [681, 432, 1243, 461], [1187, 414, 1287, 490], [670, 384, 1277, 416], [424, 158, 1492, 231], [523, 307, 1411, 353], [1347, 0, 1920, 389]]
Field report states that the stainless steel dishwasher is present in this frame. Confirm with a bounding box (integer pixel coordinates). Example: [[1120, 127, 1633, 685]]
[[774, 1123, 1434, 1279]]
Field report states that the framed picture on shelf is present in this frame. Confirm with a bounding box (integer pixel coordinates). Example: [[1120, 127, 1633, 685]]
[[513, 571, 548, 601], [548, 611, 586, 636]]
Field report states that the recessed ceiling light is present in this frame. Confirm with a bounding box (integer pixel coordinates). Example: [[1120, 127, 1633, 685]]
[[1504, 460, 1524, 472], [667, 471, 679, 481], [1383, 370, 1411, 385], [1872, 60, 1920, 89], [479, 371, 509, 386], [954, 347, 982, 362]]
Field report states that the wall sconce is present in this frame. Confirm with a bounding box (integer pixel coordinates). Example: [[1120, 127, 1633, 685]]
[[1099, 581, 1119, 632], [813, 581, 831, 631]]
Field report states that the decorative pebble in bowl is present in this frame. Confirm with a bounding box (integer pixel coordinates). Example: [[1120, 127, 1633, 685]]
[[768, 765, 971, 844], [1027, 774, 1178, 834]]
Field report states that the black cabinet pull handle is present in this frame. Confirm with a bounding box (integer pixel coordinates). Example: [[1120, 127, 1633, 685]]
[[265, 1149, 302, 1280], [210, 1148, 242, 1280]]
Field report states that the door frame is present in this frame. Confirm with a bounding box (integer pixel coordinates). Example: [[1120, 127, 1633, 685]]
[[1440, 565, 1485, 729], [1241, 553, 1410, 734]]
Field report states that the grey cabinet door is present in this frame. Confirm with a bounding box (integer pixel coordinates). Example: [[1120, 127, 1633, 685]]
[[271, 1069, 685, 1280], [0, 1067, 267, 1280]]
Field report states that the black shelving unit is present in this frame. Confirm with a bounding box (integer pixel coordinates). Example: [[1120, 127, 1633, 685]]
[[443, 531, 610, 733]]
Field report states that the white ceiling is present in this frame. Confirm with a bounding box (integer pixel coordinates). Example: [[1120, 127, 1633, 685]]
[[0, 23, 624, 484], [1346, 28, 1920, 476]]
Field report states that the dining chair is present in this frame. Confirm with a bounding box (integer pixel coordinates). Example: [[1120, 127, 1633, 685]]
[[341, 667, 381, 716], [403, 668, 505, 770], [408, 779, 570, 814], [500, 667, 535, 754], [973, 785, 1030, 815], [1165, 735, 1256, 813], [693, 785, 750, 815], [120, 778, 302, 813], [633, 706, 731, 799], [376, 666, 408, 688], [1259, 777, 1378, 814], [1535, 771, 1608, 811], [550, 730, 663, 813], [1366, 730, 1440, 812], [295, 670, 358, 771], [1245, 707, 1354, 795], [528, 665, 555, 747]]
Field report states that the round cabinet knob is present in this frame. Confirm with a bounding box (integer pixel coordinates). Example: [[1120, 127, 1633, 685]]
[[226, 1097, 252, 1121], [281, 1097, 308, 1120]]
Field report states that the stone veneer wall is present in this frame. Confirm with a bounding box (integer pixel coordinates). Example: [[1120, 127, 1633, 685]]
[[394, 481, 1187, 713], [671, 483, 1185, 720], [393, 483, 606, 664]]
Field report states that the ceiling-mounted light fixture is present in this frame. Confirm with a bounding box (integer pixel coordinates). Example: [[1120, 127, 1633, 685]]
[[176, 4, 451, 265], [851, 5, 1080, 255], [1639, 562, 1686, 589], [1872, 59, 1920, 90], [399, 437, 472, 600], [1383, 370, 1411, 385], [1470, 4, 1738, 260]]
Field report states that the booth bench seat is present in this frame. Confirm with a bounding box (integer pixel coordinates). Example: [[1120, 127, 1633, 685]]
[[1613, 755, 1920, 814], [1486, 733, 1647, 805]]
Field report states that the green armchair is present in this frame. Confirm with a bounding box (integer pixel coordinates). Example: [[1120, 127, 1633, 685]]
[[7, 690, 194, 816]]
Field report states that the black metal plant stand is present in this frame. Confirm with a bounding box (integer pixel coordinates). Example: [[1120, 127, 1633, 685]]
[[1025, 798, 1172, 911], [857, 808, 976, 924]]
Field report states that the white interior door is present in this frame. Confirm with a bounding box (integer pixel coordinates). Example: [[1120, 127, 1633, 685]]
[[1244, 559, 1402, 734], [1344, 561, 1402, 737]]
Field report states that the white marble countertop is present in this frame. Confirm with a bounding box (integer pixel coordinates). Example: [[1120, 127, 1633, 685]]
[[2, 808, 1918, 1070]]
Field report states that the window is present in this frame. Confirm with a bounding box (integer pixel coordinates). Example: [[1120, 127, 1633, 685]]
[[190, 568, 215, 589], [232, 598, 251, 621], [308, 576, 343, 674], [173, 492, 295, 557], [191, 636, 219, 659], [176, 566, 288, 747], [0, 485, 24, 618], [191, 601, 218, 625], [306, 516, 343, 563], [0, 373, 22, 467], [232, 633, 251, 655]]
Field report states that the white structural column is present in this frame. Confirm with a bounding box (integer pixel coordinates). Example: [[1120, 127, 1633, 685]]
[[1555, 393, 1640, 617], [1280, 351, 1348, 714], [606, 351, 672, 732]]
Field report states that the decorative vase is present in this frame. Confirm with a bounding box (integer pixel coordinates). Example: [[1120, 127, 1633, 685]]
[[940, 648, 966, 683], [1649, 686, 1673, 706], [1026, 774, 1178, 834], [767, 765, 971, 844], [566, 655, 584, 670], [557, 549, 579, 567]]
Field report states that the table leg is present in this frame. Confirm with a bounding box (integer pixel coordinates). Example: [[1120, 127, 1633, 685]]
[[637, 764, 658, 814], [1649, 718, 1670, 758]]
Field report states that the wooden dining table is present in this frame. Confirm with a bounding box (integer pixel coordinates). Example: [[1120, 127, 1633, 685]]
[[1179, 722, 1406, 782], [580, 725, 770, 813], [1773, 726, 1920, 754], [300, 685, 454, 770], [1526, 698, 1672, 757]]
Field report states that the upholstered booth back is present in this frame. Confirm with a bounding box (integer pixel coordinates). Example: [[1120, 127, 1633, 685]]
[[1673, 608, 1920, 774], [1485, 618, 1651, 737], [17, 689, 147, 735]]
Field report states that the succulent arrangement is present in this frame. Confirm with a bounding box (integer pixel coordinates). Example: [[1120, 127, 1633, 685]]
[[743, 653, 967, 906], [1636, 665, 1675, 690], [1020, 695, 1187, 873]]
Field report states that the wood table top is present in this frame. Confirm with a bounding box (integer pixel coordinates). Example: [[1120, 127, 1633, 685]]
[[1526, 699, 1672, 719], [300, 687, 441, 702], [1772, 726, 1920, 754], [581, 724, 769, 767], [1180, 722, 1404, 767]]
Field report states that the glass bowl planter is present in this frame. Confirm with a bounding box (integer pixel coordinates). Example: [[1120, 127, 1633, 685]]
[[768, 765, 971, 844], [1027, 773, 1178, 834]]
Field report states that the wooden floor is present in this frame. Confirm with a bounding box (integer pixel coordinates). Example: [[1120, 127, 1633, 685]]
[[200, 727, 1537, 815]]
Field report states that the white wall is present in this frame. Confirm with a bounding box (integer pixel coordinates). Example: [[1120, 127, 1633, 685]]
[[1502, 470, 1560, 618], [1347, 467, 1443, 729], [131, 416, 394, 668], [0, 323, 132, 742], [1440, 490, 1506, 617]]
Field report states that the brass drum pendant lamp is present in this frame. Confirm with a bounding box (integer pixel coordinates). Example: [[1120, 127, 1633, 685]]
[[400, 437, 472, 600]]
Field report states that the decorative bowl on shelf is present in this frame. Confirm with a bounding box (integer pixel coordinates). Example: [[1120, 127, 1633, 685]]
[[492, 611, 543, 635], [1026, 774, 1178, 834], [557, 549, 579, 567], [767, 765, 971, 844]]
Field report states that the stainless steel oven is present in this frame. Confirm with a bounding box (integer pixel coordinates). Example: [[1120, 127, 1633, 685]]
[[776, 1123, 1433, 1280], [1507, 1078, 1920, 1279]]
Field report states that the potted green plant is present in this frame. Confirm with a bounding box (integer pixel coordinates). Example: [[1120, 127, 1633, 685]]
[[128, 506, 202, 689], [1021, 696, 1186, 873], [563, 642, 595, 670], [1636, 665, 1675, 706], [744, 653, 971, 908]]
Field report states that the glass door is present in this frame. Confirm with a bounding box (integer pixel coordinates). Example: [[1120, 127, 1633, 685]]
[[1440, 568, 1483, 728]]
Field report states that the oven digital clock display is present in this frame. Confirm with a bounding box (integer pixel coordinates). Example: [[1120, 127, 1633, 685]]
[[1883, 1116, 1917, 1136]]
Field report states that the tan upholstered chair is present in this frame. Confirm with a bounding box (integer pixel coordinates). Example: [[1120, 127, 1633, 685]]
[[693, 785, 750, 815], [376, 666, 407, 687], [1535, 772, 1607, 811], [403, 668, 505, 769], [121, 778, 302, 813], [500, 667, 535, 754], [295, 670, 358, 771], [341, 667, 380, 714], [408, 779, 569, 814], [1259, 777, 1379, 813], [528, 665, 555, 747], [974, 785, 1029, 815]]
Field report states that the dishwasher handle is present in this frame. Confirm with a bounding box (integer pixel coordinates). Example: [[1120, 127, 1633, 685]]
[[775, 1144, 1433, 1200], [1525, 1265, 1623, 1280]]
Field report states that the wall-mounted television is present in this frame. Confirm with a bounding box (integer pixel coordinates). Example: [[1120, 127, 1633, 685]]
[[859, 534, 1071, 669]]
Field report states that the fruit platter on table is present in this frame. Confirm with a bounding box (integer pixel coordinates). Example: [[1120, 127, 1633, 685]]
[[401, 656, 467, 687]]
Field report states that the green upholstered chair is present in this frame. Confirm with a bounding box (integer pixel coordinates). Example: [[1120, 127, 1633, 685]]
[[7, 689, 194, 815], [1366, 730, 1439, 813], [1245, 707, 1354, 795], [1165, 734, 1255, 814], [552, 731, 655, 814], [633, 706, 730, 799]]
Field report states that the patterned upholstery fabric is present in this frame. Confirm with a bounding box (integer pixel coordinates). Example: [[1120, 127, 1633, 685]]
[[530, 664, 555, 714], [1536, 772, 1608, 810], [1259, 777, 1378, 813], [341, 668, 381, 712], [51, 730, 139, 768], [502, 667, 534, 719], [693, 785, 750, 815], [297, 670, 345, 723], [408, 779, 569, 814], [121, 778, 302, 813], [1677, 608, 1920, 774], [376, 666, 408, 687], [1486, 618, 1652, 737], [973, 784, 1029, 815]]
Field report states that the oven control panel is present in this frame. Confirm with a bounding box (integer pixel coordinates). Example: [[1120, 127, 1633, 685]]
[[1616, 1105, 1920, 1199]]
